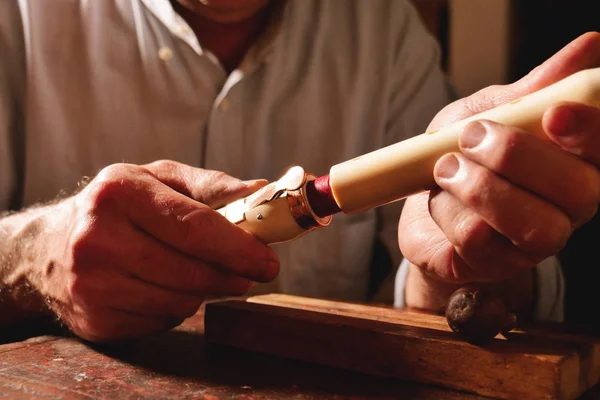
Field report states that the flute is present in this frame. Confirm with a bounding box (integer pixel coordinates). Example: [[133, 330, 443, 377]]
[[218, 68, 600, 244]]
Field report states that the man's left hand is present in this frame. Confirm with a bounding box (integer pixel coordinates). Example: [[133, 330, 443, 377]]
[[398, 32, 600, 312]]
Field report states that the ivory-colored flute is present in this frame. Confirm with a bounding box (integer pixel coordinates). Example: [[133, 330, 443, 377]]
[[218, 68, 600, 244]]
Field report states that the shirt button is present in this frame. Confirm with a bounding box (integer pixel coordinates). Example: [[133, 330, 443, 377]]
[[219, 98, 230, 112], [158, 46, 173, 61]]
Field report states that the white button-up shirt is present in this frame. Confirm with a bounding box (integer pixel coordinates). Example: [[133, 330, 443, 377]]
[[0, 0, 563, 314]]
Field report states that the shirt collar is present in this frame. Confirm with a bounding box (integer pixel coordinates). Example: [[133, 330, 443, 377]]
[[140, 0, 203, 54], [140, 0, 288, 70], [239, 0, 287, 69]]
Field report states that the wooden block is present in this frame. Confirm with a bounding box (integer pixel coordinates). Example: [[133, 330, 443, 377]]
[[204, 294, 600, 400]]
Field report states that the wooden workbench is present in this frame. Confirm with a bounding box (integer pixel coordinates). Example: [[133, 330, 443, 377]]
[[0, 299, 599, 400]]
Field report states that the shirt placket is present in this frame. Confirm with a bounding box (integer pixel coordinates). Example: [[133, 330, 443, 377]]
[[202, 70, 246, 176], [141, 0, 279, 176]]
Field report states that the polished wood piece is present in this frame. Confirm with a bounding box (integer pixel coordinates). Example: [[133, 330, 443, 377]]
[[205, 294, 600, 400]]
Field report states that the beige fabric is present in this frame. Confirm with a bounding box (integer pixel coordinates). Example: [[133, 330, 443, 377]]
[[0, 0, 451, 302]]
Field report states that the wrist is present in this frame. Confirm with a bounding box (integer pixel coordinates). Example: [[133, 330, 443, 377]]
[[0, 201, 74, 324]]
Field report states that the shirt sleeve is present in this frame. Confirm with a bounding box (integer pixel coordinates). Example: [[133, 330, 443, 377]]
[[369, 1, 453, 303], [533, 256, 565, 322], [0, 1, 26, 212]]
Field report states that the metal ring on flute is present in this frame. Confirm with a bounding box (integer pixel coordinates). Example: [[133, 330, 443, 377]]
[[287, 174, 332, 231]]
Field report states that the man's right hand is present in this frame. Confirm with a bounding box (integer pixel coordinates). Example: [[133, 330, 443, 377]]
[[25, 160, 278, 342]]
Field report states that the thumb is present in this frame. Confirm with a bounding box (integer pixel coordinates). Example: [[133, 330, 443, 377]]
[[196, 175, 269, 209], [428, 31, 600, 130], [143, 160, 269, 208], [213, 178, 270, 209]]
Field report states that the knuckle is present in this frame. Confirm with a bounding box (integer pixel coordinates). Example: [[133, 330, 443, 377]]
[[193, 169, 243, 207], [85, 164, 140, 211], [577, 207, 599, 228], [461, 169, 493, 208], [462, 186, 482, 208], [70, 220, 103, 269], [457, 217, 494, 252], [571, 166, 600, 223], [491, 128, 522, 172], [90, 181, 126, 209], [66, 273, 97, 310], [94, 163, 137, 184], [521, 215, 571, 256], [179, 207, 218, 247], [455, 216, 494, 254], [201, 171, 232, 198], [181, 263, 203, 290], [148, 159, 177, 172], [205, 170, 227, 184], [436, 246, 469, 282], [572, 200, 600, 228], [204, 170, 234, 190], [577, 164, 600, 199], [154, 195, 185, 218]]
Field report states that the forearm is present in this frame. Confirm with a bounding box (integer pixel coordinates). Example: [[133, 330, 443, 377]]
[[0, 206, 56, 325], [403, 262, 535, 321]]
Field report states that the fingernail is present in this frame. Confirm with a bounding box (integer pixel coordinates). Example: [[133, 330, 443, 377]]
[[460, 121, 487, 149], [547, 106, 576, 137], [436, 154, 460, 180]]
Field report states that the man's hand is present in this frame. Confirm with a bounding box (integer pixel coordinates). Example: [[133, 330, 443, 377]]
[[4, 160, 278, 342], [398, 32, 600, 313]]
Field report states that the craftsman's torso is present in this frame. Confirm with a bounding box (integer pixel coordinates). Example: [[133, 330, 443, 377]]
[[0, 0, 450, 302]]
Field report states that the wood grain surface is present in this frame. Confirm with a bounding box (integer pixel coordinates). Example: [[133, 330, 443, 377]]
[[0, 302, 491, 400], [205, 294, 600, 400]]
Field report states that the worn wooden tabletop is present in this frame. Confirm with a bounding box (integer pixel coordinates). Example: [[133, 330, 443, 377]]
[[0, 303, 599, 400]]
